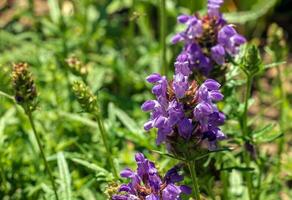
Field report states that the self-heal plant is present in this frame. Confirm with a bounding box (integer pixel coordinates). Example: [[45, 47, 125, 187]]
[[172, 0, 246, 76], [142, 74, 225, 200], [112, 153, 191, 200], [12, 63, 59, 200]]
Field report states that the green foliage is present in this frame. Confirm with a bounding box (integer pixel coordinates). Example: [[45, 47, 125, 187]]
[[0, 0, 291, 200]]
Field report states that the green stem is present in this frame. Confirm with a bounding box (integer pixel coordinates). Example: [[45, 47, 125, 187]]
[[242, 75, 253, 200], [187, 161, 201, 200], [0, 90, 14, 101], [26, 110, 59, 200], [276, 65, 285, 160], [95, 113, 118, 178], [242, 76, 252, 136], [160, 0, 167, 76], [255, 161, 263, 200]]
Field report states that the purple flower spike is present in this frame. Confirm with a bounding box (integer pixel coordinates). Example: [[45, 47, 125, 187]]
[[171, 0, 245, 75], [142, 72, 225, 150], [112, 153, 189, 200]]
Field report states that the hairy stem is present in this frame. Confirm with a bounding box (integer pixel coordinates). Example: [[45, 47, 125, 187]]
[[95, 113, 118, 178], [187, 161, 201, 200], [160, 0, 167, 76], [26, 110, 59, 200]]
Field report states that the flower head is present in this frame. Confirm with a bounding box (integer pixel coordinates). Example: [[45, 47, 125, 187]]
[[12, 63, 37, 112], [172, 0, 246, 76], [142, 73, 225, 153], [112, 153, 191, 200], [72, 81, 97, 113]]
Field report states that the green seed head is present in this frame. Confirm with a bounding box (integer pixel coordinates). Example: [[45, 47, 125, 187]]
[[66, 56, 88, 77], [72, 81, 97, 113], [12, 63, 37, 112], [240, 45, 262, 77], [267, 23, 288, 61]]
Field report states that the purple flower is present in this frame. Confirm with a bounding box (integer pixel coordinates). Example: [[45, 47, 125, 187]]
[[193, 79, 226, 147], [217, 25, 246, 55], [208, 0, 224, 17], [211, 44, 225, 65], [173, 73, 189, 99], [171, 0, 246, 76], [112, 153, 190, 200]]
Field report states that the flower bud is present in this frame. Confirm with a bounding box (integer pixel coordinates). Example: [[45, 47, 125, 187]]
[[105, 182, 120, 199], [72, 81, 97, 113], [240, 45, 262, 76], [12, 63, 37, 112]]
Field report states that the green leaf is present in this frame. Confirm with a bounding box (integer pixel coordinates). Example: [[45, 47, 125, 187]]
[[224, 0, 277, 24], [69, 157, 109, 174], [264, 61, 286, 69], [57, 152, 72, 200], [111, 104, 144, 138], [256, 132, 283, 143], [192, 147, 233, 161], [221, 166, 254, 172], [58, 111, 97, 128], [252, 124, 276, 139], [151, 150, 185, 162], [252, 123, 283, 143]]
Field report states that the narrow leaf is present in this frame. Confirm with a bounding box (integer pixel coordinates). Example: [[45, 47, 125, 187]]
[[69, 157, 109, 174], [57, 152, 72, 200]]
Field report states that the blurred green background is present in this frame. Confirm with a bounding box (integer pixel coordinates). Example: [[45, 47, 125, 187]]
[[0, 0, 292, 199]]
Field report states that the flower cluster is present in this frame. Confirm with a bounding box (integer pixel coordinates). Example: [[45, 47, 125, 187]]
[[112, 153, 191, 200], [12, 63, 37, 112], [72, 81, 97, 113], [172, 0, 246, 75], [142, 73, 225, 151]]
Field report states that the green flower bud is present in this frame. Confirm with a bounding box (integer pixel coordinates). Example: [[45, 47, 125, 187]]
[[240, 45, 262, 77], [105, 182, 120, 199], [12, 63, 37, 112], [66, 56, 88, 77], [267, 23, 288, 61], [72, 81, 97, 113]]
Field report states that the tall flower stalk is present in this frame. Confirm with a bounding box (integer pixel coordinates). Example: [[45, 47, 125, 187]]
[[12, 63, 59, 200], [72, 81, 118, 178], [186, 160, 200, 200]]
